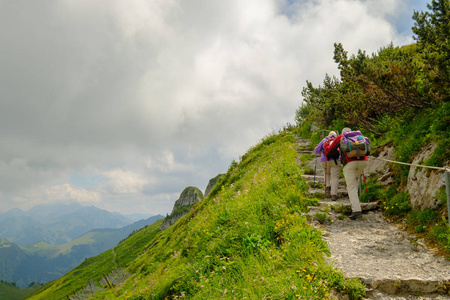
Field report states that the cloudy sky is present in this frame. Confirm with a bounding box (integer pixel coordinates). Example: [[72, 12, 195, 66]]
[[0, 0, 428, 216]]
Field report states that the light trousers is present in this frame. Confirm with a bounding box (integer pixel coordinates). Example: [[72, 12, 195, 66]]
[[343, 160, 368, 212], [320, 160, 342, 196]]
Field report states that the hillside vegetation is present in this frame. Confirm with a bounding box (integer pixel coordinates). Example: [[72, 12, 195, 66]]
[[28, 131, 367, 299], [297, 0, 449, 255], [297, 0, 449, 167], [0, 281, 41, 300]]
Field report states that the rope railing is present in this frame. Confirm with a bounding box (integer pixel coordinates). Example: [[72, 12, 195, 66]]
[[372, 157, 449, 172]]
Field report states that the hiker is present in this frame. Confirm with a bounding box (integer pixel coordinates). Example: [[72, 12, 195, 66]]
[[313, 131, 342, 201], [325, 127, 370, 220]]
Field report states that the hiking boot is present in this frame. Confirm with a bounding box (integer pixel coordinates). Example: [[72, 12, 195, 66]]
[[349, 211, 362, 220], [331, 194, 337, 201]]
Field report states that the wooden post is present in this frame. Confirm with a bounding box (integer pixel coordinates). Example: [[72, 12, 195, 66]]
[[103, 274, 112, 288]]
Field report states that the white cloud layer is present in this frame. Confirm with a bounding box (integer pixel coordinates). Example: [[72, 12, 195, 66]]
[[0, 0, 427, 214]]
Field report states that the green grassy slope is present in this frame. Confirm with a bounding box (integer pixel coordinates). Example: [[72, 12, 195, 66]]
[[0, 282, 41, 300], [26, 219, 163, 299], [28, 130, 365, 299]]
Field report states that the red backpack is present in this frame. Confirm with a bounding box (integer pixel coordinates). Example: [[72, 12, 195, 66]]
[[324, 137, 340, 164]]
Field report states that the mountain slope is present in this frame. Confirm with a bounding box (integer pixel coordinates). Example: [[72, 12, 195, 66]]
[[28, 131, 364, 299], [0, 281, 41, 300], [0, 215, 163, 288], [27, 218, 165, 299]]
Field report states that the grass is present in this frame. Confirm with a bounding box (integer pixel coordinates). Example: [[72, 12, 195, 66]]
[[26, 219, 163, 300], [0, 281, 42, 300], [28, 130, 366, 299]]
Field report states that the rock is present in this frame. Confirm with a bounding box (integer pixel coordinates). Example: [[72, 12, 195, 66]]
[[171, 186, 204, 213], [160, 186, 204, 230], [367, 145, 395, 176], [407, 143, 446, 210], [204, 174, 225, 197]]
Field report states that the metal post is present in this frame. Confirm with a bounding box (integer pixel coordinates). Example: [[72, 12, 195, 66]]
[[446, 168, 450, 226]]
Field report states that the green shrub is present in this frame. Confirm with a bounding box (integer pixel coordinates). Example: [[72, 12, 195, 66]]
[[382, 191, 411, 215]]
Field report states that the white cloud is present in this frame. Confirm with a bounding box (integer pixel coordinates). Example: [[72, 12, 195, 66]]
[[46, 184, 101, 204], [101, 169, 148, 194]]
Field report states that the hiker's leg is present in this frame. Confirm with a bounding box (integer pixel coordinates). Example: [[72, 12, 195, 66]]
[[330, 161, 341, 196], [343, 161, 362, 212], [355, 160, 368, 196]]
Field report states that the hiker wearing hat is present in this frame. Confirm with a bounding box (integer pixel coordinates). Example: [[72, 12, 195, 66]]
[[324, 127, 370, 220], [313, 131, 342, 201]]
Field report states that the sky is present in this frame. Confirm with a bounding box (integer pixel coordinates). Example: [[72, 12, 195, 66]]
[[0, 0, 429, 216]]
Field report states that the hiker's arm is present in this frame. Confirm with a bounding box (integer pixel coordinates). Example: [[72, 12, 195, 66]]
[[324, 135, 342, 155], [313, 138, 328, 154]]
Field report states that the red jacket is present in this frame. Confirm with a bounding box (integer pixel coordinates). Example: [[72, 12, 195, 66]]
[[324, 134, 368, 165]]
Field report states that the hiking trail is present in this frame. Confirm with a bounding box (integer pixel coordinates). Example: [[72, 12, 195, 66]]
[[296, 137, 450, 300]]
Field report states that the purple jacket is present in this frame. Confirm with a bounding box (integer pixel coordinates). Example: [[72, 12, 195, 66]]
[[314, 137, 337, 162]]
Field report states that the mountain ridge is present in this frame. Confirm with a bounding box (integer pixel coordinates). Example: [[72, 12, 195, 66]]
[[0, 203, 134, 246]]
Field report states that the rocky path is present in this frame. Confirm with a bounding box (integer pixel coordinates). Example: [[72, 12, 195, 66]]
[[296, 137, 450, 299]]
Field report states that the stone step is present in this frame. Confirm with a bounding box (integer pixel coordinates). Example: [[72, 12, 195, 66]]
[[302, 174, 346, 187], [308, 200, 380, 213], [364, 277, 450, 298], [308, 187, 348, 198], [321, 211, 450, 299], [297, 151, 315, 156], [302, 174, 325, 184]]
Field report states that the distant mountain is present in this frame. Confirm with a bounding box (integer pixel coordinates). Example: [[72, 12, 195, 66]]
[[27, 203, 85, 221], [120, 212, 155, 222], [0, 215, 164, 288], [0, 204, 133, 246]]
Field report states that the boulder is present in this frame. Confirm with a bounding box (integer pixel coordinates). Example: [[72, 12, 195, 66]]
[[407, 143, 446, 210], [160, 186, 204, 230]]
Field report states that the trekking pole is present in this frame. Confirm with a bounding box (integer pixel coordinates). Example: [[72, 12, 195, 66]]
[[324, 160, 327, 199], [359, 174, 362, 197], [362, 171, 369, 201], [313, 154, 317, 188]]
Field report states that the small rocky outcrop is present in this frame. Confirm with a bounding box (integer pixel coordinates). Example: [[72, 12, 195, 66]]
[[407, 143, 447, 210], [160, 186, 204, 230], [204, 173, 225, 197]]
